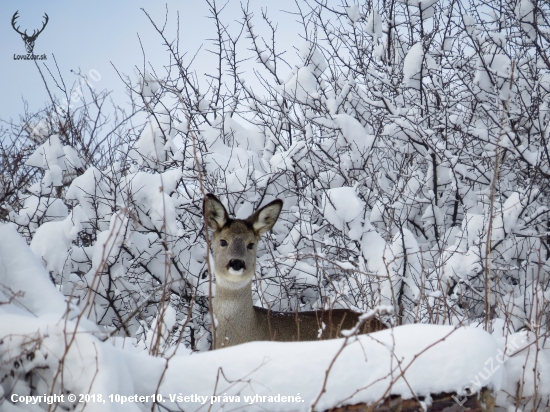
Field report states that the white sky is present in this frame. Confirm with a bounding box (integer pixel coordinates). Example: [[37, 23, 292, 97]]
[[0, 0, 306, 123]]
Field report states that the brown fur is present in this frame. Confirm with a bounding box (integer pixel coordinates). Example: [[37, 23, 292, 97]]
[[204, 194, 384, 350]]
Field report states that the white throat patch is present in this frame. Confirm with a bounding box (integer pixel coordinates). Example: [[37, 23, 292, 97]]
[[228, 268, 245, 276]]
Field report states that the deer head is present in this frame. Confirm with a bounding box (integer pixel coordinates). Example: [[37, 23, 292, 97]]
[[204, 194, 283, 289], [12, 11, 49, 54]]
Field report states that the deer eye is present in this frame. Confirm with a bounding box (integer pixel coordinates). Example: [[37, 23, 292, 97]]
[[247, 243, 254, 250], [220, 239, 228, 247]]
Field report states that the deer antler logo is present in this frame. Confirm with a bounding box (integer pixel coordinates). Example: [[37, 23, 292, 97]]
[[11, 11, 49, 54]]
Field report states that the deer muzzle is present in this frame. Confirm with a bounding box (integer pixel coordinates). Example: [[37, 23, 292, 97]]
[[227, 259, 246, 275]]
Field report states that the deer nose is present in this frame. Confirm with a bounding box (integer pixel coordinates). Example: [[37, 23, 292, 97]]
[[228, 259, 246, 271]]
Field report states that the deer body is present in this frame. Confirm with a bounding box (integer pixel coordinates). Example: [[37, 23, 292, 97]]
[[204, 194, 380, 349]]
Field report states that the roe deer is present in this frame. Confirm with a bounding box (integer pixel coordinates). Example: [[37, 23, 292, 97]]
[[204, 194, 384, 349]]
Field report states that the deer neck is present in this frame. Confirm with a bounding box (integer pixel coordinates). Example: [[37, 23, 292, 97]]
[[213, 276, 259, 349], [214, 277, 255, 316]]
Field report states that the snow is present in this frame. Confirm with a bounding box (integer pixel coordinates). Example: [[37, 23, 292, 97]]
[[0, 314, 142, 412], [346, 4, 361, 24], [90, 211, 129, 271], [66, 166, 111, 221], [516, 0, 535, 40], [333, 113, 374, 152], [493, 192, 522, 239], [269, 141, 306, 172], [283, 66, 319, 103], [25, 135, 66, 170], [474, 54, 512, 99], [321, 186, 364, 228], [499, 332, 550, 400], [30, 220, 72, 276], [12, 196, 68, 229], [360, 220, 388, 274], [0, 224, 67, 317], [299, 42, 327, 76], [140, 71, 160, 97], [225, 117, 265, 153], [314, 171, 345, 189], [463, 14, 476, 35], [403, 43, 424, 89], [365, 9, 383, 42], [159, 325, 501, 411], [63, 145, 84, 169]]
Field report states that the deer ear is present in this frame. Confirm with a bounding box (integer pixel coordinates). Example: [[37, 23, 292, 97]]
[[204, 194, 229, 231], [247, 199, 283, 235]]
